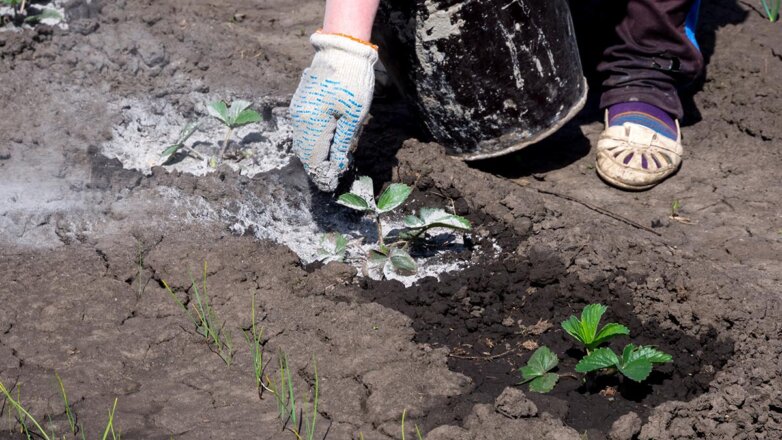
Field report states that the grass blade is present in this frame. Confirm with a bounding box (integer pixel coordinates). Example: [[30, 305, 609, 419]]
[[55, 372, 77, 435]]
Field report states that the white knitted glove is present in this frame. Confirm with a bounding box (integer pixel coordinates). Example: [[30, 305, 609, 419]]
[[290, 32, 379, 192]]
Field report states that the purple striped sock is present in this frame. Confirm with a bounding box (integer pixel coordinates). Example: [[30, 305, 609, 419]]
[[608, 102, 678, 140]]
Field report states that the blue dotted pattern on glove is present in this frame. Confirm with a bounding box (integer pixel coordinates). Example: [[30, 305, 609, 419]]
[[290, 73, 365, 171]]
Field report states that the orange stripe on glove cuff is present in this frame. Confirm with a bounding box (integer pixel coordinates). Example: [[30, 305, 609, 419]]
[[316, 29, 379, 51]]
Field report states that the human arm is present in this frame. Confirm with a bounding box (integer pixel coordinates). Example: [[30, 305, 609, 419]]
[[323, 0, 380, 41], [289, 0, 381, 192]]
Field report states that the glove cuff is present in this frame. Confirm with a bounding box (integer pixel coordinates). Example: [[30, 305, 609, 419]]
[[310, 32, 379, 64]]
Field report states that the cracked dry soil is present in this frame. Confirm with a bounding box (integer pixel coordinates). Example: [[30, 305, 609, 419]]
[[1, 0, 781, 439]]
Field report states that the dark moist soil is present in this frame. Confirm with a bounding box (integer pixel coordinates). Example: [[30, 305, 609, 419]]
[[359, 184, 734, 437]]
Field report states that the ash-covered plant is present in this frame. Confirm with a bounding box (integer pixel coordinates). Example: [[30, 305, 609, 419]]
[[1, 0, 62, 24], [517, 303, 673, 393], [207, 100, 262, 163], [316, 232, 348, 264], [335, 176, 471, 278], [161, 121, 202, 162]]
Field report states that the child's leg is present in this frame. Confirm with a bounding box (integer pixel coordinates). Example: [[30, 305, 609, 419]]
[[595, 0, 702, 190], [599, 0, 703, 119]]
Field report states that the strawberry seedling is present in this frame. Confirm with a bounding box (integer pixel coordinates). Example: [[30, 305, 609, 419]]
[[207, 100, 262, 163], [561, 303, 630, 352], [575, 344, 673, 382], [517, 304, 673, 393], [336, 176, 471, 278]]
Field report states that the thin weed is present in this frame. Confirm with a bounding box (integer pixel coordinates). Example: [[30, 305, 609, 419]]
[[244, 291, 266, 389], [263, 353, 320, 440], [0, 377, 119, 440], [55, 371, 79, 436], [162, 261, 233, 365]]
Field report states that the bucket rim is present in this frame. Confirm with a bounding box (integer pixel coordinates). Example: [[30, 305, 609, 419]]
[[457, 76, 589, 162]]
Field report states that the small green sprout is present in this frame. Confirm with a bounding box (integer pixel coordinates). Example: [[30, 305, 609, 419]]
[[336, 176, 472, 279], [671, 199, 682, 217], [263, 352, 320, 440], [244, 291, 265, 389], [316, 232, 348, 263], [207, 100, 262, 162], [518, 346, 560, 393], [0, 378, 120, 440], [575, 344, 673, 382], [161, 121, 201, 162], [761, 0, 780, 21], [401, 409, 424, 440], [55, 372, 79, 437], [561, 303, 630, 352], [162, 261, 233, 365]]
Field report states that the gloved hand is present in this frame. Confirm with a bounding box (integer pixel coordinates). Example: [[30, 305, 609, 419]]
[[290, 32, 379, 192]]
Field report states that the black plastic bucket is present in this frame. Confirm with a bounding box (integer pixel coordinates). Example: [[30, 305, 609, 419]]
[[374, 0, 587, 160]]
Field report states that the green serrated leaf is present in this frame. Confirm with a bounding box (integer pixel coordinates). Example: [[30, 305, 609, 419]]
[[622, 344, 672, 366], [527, 346, 558, 375], [161, 144, 181, 157], [233, 109, 262, 127], [593, 323, 630, 346], [580, 304, 607, 344], [389, 249, 417, 275], [561, 316, 585, 344], [227, 100, 252, 123], [528, 373, 559, 393], [208, 101, 229, 125], [621, 343, 637, 365], [347, 176, 376, 211], [575, 347, 619, 373], [337, 193, 370, 212], [416, 208, 472, 231], [618, 358, 653, 382], [376, 183, 412, 213]]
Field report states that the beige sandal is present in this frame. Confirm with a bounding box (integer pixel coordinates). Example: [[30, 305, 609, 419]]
[[596, 112, 683, 191]]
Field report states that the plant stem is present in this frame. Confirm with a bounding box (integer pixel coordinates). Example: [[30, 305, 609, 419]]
[[184, 146, 203, 160], [376, 214, 384, 246], [19, 0, 26, 14], [220, 126, 234, 161]]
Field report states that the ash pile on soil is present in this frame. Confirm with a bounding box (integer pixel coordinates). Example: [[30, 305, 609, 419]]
[[102, 98, 491, 285], [103, 97, 293, 177]]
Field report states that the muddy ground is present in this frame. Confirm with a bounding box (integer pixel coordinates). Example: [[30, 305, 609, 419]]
[[1, 0, 780, 439]]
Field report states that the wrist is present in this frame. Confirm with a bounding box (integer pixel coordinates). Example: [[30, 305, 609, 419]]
[[315, 30, 378, 51]]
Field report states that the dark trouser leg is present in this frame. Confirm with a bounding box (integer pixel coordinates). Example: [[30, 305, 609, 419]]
[[598, 0, 703, 119]]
